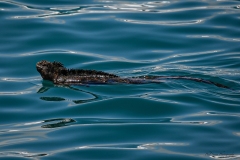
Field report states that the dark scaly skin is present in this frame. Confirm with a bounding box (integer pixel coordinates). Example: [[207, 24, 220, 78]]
[[36, 60, 229, 88]]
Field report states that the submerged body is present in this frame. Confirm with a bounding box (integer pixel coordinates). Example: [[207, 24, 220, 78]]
[[36, 60, 229, 89]]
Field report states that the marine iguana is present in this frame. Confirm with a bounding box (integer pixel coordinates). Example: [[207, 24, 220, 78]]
[[36, 60, 229, 89]]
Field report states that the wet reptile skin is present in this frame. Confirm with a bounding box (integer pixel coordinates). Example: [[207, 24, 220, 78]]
[[36, 60, 229, 88]]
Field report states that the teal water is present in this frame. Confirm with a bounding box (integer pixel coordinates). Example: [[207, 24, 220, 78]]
[[0, 0, 240, 159]]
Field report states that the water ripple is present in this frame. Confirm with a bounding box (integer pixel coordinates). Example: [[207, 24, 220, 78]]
[[187, 35, 240, 42], [118, 18, 203, 26], [0, 151, 48, 158], [0, 118, 76, 134], [138, 142, 187, 150], [1, 77, 40, 82], [3, 0, 239, 21], [0, 91, 32, 95], [75, 142, 187, 150]]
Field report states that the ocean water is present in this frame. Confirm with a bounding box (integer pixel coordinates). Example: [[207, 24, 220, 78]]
[[0, 0, 240, 159]]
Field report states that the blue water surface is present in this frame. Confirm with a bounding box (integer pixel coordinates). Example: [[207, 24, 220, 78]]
[[0, 0, 240, 159]]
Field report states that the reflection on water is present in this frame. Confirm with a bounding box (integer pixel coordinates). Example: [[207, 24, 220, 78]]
[[40, 96, 65, 101], [38, 81, 102, 104], [0, 151, 48, 158], [41, 118, 76, 128]]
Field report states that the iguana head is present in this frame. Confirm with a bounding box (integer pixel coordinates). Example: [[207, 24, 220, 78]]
[[36, 60, 65, 82]]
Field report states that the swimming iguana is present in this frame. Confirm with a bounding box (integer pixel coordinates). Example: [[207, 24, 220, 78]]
[[36, 60, 229, 88]]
